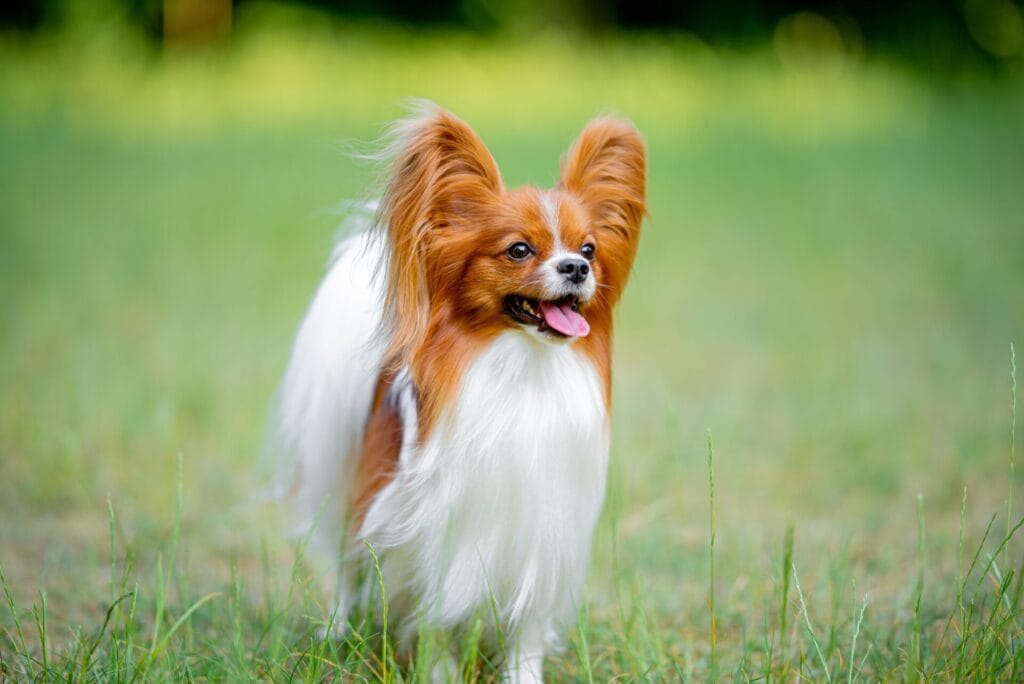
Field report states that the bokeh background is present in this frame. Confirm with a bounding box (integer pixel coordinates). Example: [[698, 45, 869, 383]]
[[2, 0, 1023, 679]]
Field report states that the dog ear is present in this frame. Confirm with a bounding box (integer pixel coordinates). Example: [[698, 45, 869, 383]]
[[375, 101, 503, 371], [560, 118, 646, 302]]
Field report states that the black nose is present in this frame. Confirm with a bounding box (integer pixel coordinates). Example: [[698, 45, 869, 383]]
[[557, 257, 590, 284]]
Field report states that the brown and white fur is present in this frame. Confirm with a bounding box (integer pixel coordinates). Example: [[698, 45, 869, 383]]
[[272, 102, 645, 682]]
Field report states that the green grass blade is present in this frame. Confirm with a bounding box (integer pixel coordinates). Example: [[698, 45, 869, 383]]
[[0, 564, 32, 678], [848, 594, 867, 684], [1010, 342, 1017, 539], [148, 592, 221, 666], [779, 523, 795, 681], [792, 563, 831, 682], [706, 429, 717, 680], [364, 541, 391, 684]]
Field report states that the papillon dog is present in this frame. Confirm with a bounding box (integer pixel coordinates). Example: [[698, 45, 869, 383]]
[[272, 102, 645, 682]]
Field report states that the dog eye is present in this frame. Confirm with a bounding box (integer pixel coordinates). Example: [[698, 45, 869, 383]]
[[506, 242, 533, 261], [580, 243, 596, 261]]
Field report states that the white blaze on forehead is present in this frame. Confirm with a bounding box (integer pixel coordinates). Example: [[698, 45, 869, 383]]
[[536, 192, 595, 301], [539, 192, 563, 251]]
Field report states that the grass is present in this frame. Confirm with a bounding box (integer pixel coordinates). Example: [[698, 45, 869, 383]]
[[2, 8, 1024, 680]]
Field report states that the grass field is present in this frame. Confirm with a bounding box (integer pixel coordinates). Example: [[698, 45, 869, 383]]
[[2, 10, 1024, 681]]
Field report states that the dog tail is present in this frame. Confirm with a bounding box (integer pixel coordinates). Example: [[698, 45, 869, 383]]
[[268, 217, 387, 573]]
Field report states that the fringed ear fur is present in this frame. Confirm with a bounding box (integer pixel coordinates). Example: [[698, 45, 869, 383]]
[[560, 118, 647, 303], [375, 102, 503, 370]]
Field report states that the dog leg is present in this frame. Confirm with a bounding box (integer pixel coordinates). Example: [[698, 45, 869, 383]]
[[504, 631, 545, 684], [317, 560, 355, 640]]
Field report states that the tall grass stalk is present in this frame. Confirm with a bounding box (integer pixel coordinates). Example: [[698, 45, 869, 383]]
[[706, 429, 717, 678], [848, 593, 867, 684], [108, 493, 116, 607], [959, 487, 967, 624], [778, 523, 794, 681], [31, 589, 47, 674], [365, 541, 391, 683], [761, 598, 774, 683], [792, 563, 831, 682], [1, 566, 31, 677], [909, 493, 925, 682], [1010, 342, 1017, 538], [148, 592, 221, 665], [954, 513, 997, 675], [574, 605, 595, 684], [970, 516, 1024, 600]]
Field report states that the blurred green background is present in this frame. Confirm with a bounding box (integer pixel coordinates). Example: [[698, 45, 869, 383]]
[[1, 0, 1023, 679]]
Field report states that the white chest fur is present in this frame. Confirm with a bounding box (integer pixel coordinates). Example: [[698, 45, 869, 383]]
[[359, 331, 609, 646]]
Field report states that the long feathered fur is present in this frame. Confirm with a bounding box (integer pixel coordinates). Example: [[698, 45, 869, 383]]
[[268, 202, 387, 571], [270, 102, 646, 682], [372, 100, 503, 374]]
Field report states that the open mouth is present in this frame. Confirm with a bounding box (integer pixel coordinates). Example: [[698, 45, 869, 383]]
[[504, 294, 591, 338]]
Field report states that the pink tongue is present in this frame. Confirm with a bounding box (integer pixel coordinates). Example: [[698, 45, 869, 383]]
[[539, 301, 590, 337]]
